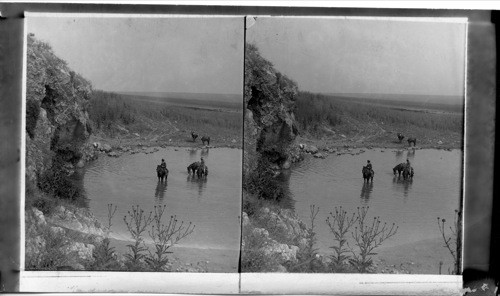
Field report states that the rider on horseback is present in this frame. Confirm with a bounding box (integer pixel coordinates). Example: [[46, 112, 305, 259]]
[[406, 158, 411, 169], [160, 158, 167, 169], [366, 160, 373, 171]]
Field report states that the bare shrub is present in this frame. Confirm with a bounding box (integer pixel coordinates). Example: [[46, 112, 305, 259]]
[[91, 204, 120, 270], [326, 206, 357, 272], [349, 207, 398, 273], [123, 205, 153, 270], [288, 205, 325, 272], [145, 205, 195, 271], [437, 209, 461, 274]]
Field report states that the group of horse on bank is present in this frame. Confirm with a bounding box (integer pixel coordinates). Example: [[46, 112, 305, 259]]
[[362, 133, 416, 183], [191, 131, 211, 146]]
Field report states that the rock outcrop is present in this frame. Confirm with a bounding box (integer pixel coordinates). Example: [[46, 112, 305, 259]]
[[26, 33, 95, 184], [24, 35, 106, 271], [241, 207, 310, 272], [244, 43, 301, 177], [242, 44, 310, 272], [25, 206, 105, 270]]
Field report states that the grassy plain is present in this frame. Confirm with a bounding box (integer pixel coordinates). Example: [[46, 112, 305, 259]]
[[88, 90, 243, 149], [295, 92, 464, 150]]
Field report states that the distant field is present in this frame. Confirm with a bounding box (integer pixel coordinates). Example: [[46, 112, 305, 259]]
[[323, 94, 463, 114], [117, 92, 242, 112], [296, 91, 463, 135]]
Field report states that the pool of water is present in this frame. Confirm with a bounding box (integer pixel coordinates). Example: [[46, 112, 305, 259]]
[[84, 147, 242, 254], [284, 148, 463, 254]]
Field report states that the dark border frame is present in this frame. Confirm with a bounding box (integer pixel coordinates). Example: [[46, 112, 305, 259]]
[[0, 3, 495, 293]]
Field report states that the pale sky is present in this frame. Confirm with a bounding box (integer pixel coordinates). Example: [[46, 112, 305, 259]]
[[247, 17, 466, 98], [27, 16, 244, 95]]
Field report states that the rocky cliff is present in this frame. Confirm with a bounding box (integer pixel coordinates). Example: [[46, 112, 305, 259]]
[[26, 33, 96, 185], [25, 34, 107, 270], [244, 43, 301, 177], [242, 45, 310, 272]]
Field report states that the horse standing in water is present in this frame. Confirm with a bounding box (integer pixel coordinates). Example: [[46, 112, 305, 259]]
[[402, 166, 414, 180], [196, 164, 208, 178], [187, 162, 208, 178], [393, 163, 406, 177], [156, 165, 169, 182], [187, 162, 200, 175], [397, 133, 405, 143], [362, 166, 374, 182]]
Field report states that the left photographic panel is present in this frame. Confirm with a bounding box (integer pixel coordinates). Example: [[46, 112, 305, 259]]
[[23, 14, 244, 276]]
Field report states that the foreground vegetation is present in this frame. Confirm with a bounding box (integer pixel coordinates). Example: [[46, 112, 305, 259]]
[[26, 193, 196, 272], [241, 187, 399, 273]]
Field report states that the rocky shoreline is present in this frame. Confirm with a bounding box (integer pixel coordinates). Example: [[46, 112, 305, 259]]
[[295, 141, 459, 160], [89, 139, 241, 160]]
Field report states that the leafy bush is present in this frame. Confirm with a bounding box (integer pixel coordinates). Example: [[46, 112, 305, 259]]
[[90, 238, 122, 271], [244, 160, 288, 203], [37, 157, 86, 207]]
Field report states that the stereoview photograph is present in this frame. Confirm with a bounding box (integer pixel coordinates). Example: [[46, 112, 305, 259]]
[[24, 15, 243, 272], [242, 17, 465, 274]]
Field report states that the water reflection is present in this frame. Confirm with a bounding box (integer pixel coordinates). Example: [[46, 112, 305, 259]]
[[407, 148, 416, 159], [201, 148, 209, 158], [188, 148, 197, 157], [187, 175, 208, 197], [395, 149, 404, 162], [392, 176, 413, 199], [154, 180, 168, 202], [360, 181, 374, 205]]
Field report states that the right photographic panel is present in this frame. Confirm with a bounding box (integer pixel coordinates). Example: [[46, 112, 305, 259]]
[[242, 17, 466, 274]]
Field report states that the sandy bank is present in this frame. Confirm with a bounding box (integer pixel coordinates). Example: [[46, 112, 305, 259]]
[[375, 236, 456, 274], [108, 237, 239, 273]]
